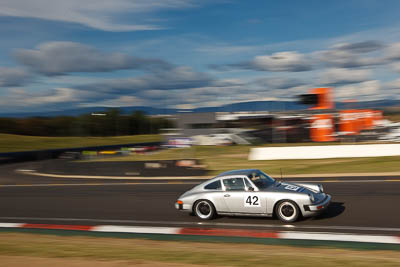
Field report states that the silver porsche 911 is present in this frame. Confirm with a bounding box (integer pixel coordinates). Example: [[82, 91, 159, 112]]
[[175, 169, 331, 223]]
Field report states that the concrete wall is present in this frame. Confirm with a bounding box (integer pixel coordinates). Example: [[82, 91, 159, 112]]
[[176, 112, 217, 137], [248, 144, 400, 160]]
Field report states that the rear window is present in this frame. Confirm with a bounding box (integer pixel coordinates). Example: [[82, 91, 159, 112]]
[[204, 180, 222, 190]]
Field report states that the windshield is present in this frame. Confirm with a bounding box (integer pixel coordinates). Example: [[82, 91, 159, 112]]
[[247, 170, 275, 189]]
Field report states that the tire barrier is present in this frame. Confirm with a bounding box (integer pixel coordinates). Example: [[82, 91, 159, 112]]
[[33, 159, 207, 177], [0, 142, 161, 164]]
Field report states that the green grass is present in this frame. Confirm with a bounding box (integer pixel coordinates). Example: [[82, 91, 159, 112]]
[[0, 134, 162, 153], [0, 233, 399, 266], [94, 145, 400, 176], [1, 134, 399, 175]]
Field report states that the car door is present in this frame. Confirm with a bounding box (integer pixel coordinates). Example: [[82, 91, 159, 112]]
[[202, 179, 230, 212], [222, 177, 265, 214]]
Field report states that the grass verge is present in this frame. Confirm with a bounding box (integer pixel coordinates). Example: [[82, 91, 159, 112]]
[[0, 134, 161, 153], [92, 145, 400, 176], [0, 232, 399, 266], [2, 134, 399, 176]]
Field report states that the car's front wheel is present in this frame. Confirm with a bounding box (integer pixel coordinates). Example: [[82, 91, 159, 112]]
[[194, 200, 216, 220], [276, 200, 300, 223]]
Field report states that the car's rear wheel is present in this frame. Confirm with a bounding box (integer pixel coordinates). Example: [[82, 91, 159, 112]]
[[194, 200, 215, 220], [276, 200, 300, 223]]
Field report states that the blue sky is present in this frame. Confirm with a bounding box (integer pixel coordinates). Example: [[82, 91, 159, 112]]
[[1, 0, 400, 113]]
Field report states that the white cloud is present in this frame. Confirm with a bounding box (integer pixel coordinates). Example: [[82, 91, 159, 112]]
[[174, 103, 196, 109], [0, 87, 80, 111], [316, 46, 384, 68], [0, 0, 195, 31], [385, 42, 400, 61], [320, 68, 371, 85], [255, 77, 305, 89], [383, 79, 400, 99], [390, 62, 400, 73], [335, 80, 381, 100], [249, 51, 311, 72], [331, 41, 383, 53], [81, 95, 145, 108], [26, 88, 78, 105], [0, 67, 32, 87], [71, 66, 215, 104], [15, 41, 172, 76], [385, 78, 400, 89], [5, 35, 400, 112], [195, 44, 259, 55]]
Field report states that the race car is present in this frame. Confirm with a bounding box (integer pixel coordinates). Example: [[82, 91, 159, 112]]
[[175, 169, 331, 222]]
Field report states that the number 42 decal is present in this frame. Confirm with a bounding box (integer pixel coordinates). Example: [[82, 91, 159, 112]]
[[244, 195, 261, 207]]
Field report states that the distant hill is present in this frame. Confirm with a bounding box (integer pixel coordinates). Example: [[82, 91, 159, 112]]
[[1, 99, 399, 118]]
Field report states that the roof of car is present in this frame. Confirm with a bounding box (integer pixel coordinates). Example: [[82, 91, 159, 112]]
[[216, 169, 261, 177]]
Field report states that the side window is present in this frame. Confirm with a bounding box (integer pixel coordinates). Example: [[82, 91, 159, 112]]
[[244, 178, 253, 190], [223, 178, 245, 191], [248, 173, 263, 188], [204, 180, 222, 190]]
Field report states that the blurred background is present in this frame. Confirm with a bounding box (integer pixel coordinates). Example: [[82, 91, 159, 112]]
[[1, 1, 400, 266], [1, 0, 400, 173]]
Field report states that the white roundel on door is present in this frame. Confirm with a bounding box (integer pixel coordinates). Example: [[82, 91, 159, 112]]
[[244, 194, 261, 207]]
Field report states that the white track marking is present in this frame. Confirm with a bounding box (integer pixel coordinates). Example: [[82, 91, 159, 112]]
[[0, 217, 399, 233], [280, 231, 400, 244], [93, 225, 179, 235], [1, 221, 399, 244], [0, 222, 24, 228]]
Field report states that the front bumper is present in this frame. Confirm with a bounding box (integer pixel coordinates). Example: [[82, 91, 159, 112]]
[[175, 202, 191, 212], [303, 194, 331, 216]]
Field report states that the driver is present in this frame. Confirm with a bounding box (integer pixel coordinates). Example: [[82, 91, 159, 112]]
[[249, 173, 263, 187]]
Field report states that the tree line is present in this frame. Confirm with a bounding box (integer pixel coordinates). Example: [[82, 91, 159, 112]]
[[0, 109, 174, 137]]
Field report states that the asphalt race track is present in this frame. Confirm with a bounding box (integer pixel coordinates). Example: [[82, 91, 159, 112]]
[[0, 160, 400, 236]]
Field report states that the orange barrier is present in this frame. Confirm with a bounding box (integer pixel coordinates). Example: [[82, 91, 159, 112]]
[[309, 87, 335, 110], [303, 88, 384, 141], [339, 109, 382, 135], [310, 114, 336, 142], [339, 110, 357, 135]]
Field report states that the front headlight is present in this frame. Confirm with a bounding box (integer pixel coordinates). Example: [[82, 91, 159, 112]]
[[308, 194, 315, 203]]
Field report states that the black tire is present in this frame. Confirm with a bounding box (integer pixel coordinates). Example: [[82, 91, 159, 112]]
[[193, 200, 216, 220], [275, 200, 300, 223]]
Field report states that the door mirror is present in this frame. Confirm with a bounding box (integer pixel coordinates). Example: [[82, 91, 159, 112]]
[[248, 187, 254, 192]]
